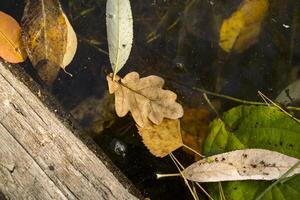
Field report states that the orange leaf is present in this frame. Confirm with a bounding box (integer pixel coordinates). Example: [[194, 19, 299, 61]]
[[0, 11, 26, 63]]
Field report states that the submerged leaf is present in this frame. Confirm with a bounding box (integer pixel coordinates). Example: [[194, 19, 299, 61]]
[[181, 107, 212, 160], [71, 93, 116, 136], [183, 149, 300, 182], [106, 0, 133, 76], [106, 72, 183, 127], [0, 11, 26, 63], [137, 119, 183, 158], [219, 0, 269, 53], [21, 0, 77, 85], [276, 79, 300, 106]]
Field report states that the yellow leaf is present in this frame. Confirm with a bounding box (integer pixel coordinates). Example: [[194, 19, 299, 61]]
[[21, 0, 77, 85], [137, 119, 183, 158], [219, 0, 269, 53], [0, 11, 27, 63]]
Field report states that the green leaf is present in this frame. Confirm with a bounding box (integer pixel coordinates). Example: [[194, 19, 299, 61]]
[[203, 105, 300, 200]]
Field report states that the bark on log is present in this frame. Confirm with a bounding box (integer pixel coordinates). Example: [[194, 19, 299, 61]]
[[0, 60, 139, 200]]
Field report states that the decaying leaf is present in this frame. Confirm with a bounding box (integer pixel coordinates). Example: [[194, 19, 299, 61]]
[[276, 79, 300, 106], [71, 93, 116, 136], [106, 72, 183, 127], [183, 149, 300, 182], [181, 107, 212, 160], [106, 0, 133, 76], [21, 0, 77, 85], [0, 11, 26, 63], [219, 0, 269, 53], [137, 119, 183, 158]]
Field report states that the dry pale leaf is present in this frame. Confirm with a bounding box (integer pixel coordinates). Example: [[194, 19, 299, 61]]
[[21, 0, 77, 85], [219, 0, 269, 53], [106, 0, 133, 76], [137, 119, 183, 158], [106, 72, 184, 127], [0, 11, 27, 63], [182, 149, 300, 182]]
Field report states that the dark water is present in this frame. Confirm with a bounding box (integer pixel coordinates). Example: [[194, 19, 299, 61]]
[[1, 0, 300, 199]]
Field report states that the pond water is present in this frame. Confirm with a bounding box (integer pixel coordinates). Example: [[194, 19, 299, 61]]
[[1, 0, 300, 199]]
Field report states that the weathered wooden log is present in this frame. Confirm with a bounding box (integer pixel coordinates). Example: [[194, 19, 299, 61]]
[[0, 60, 139, 200]]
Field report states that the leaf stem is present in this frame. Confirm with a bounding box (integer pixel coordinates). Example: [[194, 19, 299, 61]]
[[156, 173, 180, 179]]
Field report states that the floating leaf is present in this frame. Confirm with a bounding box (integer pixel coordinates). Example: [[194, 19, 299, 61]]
[[203, 105, 300, 200], [137, 119, 183, 158], [183, 149, 300, 182], [106, 72, 183, 127], [106, 0, 133, 76], [0, 11, 26, 63], [21, 0, 77, 85], [219, 0, 269, 53]]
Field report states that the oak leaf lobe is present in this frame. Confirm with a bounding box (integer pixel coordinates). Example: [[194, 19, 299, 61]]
[[107, 72, 183, 127]]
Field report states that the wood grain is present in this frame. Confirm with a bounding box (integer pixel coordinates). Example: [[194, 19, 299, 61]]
[[0, 60, 138, 200]]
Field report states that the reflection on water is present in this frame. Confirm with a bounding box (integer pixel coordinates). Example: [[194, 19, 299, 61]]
[[1, 0, 299, 199]]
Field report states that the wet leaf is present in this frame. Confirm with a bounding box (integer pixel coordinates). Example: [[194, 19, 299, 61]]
[[106, 0, 133, 76], [71, 93, 116, 136], [0, 11, 26, 63], [181, 107, 212, 160], [106, 72, 184, 127], [21, 0, 77, 85], [183, 149, 300, 182], [137, 119, 183, 158], [276, 79, 300, 106], [203, 105, 300, 200], [219, 0, 269, 53]]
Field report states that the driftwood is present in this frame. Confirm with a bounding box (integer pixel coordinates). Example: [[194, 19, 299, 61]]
[[0, 60, 139, 200]]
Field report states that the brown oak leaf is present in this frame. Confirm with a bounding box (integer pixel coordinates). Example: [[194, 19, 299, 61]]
[[106, 72, 183, 127], [137, 119, 183, 158]]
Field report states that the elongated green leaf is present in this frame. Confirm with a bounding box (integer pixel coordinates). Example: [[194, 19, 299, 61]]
[[203, 105, 300, 200], [106, 0, 133, 76]]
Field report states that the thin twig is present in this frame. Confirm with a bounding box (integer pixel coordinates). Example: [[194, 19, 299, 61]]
[[218, 182, 226, 200], [203, 93, 220, 117], [193, 87, 265, 106], [195, 182, 215, 200], [193, 86, 300, 112], [170, 153, 199, 200], [170, 153, 214, 200], [258, 91, 300, 123], [183, 144, 204, 158]]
